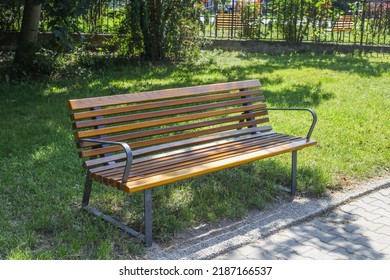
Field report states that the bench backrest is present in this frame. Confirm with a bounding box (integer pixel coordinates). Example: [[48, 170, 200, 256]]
[[333, 15, 354, 30], [216, 13, 242, 29], [68, 80, 272, 164]]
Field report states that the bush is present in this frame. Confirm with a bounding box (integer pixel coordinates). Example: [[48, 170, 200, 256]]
[[271, 0, 333, 42], [10, 42, 58, 79], [118, 0, 203, 61]]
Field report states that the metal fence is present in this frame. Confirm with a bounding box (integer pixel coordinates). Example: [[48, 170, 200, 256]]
[[1, 0, 129, 34], [201, 0, 390, 46], [2, 0, 390, 47]]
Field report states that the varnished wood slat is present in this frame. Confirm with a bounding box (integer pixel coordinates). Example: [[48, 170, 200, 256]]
[[80, 120, 271, 159], [117, 139, 317, 192], [73, 96, 265, 129], [91, 134, 295, 185], [131, 135, 298, 173], [105, 135, 301, 183], [75, 103, 266, 139], [118, 137, 314, 188], [71, 90, 264, 121], [125, 117, 269, 150], [90, 133, 296, 178], [68, 80, 261, 110], [84, 129, 276, 169], [78, 110, 269, 149], [89, 132, 287, 173]]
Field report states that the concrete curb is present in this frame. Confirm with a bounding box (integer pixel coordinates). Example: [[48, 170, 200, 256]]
[[144, 177, 390, 260]]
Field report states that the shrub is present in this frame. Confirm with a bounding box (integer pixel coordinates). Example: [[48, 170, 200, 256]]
[[118, 0, 203, 61]]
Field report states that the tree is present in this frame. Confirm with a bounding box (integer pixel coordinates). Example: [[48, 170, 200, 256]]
[[12, 0, 91, 75], [14, 0, 42, 65], [124, 0, 203, 60], [18, 0, 42, 45]]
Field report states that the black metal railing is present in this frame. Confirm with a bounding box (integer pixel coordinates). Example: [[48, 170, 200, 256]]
[[2, 0, 390, 47], [201, 0, 390, 46], [1, 0, 129, 34]]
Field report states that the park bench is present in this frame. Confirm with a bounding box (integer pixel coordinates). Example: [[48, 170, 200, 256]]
[[67, 79, 317, 246], [330, 15, 354, 32], [216, 12, 243, 30], [215, 12, 255, 37]]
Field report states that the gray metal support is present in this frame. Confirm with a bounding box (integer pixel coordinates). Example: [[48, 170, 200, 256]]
[[81, 171, 149, 245], [81, 185, 152, 246], [144, 189, 153, 247], [82, 171, 93, 207], [291, 151, 297, 196]]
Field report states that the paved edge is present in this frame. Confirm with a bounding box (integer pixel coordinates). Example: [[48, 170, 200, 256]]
[[144, 177, 390, 260]]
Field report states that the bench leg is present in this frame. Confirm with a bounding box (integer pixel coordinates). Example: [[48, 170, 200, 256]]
[[291, 151, 297, 196], [81, 172, 153, 247], [144, 189, 153, 247], [82, 171, 93, 207]]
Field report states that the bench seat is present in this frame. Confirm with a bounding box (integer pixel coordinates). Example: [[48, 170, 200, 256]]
[[87, 132, 316, 193]]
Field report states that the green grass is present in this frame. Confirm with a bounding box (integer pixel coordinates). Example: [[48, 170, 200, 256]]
[[0, 50, 389, 259]]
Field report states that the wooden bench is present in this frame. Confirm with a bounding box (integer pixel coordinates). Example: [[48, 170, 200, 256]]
[[215, 12, 255, 37], [331, 15, 354, 32], [216, 12, 243, 30], [67, 80, 317, 246]]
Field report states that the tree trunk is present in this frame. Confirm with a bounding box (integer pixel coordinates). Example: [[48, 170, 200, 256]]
[[19, 0, 42, 44], [14, 0, 42, 64]]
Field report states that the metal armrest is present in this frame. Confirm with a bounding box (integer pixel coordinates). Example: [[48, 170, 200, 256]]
[[266, 108, 317, 140], [76, 138, 133, 187]]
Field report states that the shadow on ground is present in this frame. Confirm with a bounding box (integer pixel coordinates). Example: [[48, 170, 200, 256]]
[[145, 183, 390, 260]]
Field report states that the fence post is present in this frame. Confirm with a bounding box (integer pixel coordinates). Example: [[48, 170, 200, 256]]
[[360, 0, 367, 46], [231, 0, 235, 39]]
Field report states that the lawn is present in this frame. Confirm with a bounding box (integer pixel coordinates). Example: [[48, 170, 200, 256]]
[[0, 50, 389, 259]]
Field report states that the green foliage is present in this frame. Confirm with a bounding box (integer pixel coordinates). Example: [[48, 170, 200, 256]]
[[1, 1, 91, 50], [118, 0, 203, 60], [8, 43, 58, 79], [42, 0, 91, 51], [239, 1, 262, 38], [0, 0, 23, 32], [271, 0, 333, 42]]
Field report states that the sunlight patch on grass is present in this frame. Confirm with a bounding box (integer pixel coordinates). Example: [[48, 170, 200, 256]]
[[32, 144, 58, 161], [42, 86, 67, 96]]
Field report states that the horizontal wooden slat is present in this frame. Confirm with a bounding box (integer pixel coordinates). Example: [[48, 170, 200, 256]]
[[75, 103, 266, 139], [71, 90, 264, 121], [82, 117, 269, 158], [123, 138, 315, 189], [78, 109, 268, 149], [91, 134, 297, 185], [118, 138, 317, 192], [89, 132, 290, 175], [82, 124, 272, 160], [122, 118, 269, 149], [128, 136, 297, 178], [107, 141, 286, 183], [80, 119, 271, 159], [84, 130, 276, 170], [73, 96, 265, 129], [68, 80, 261, 110]]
